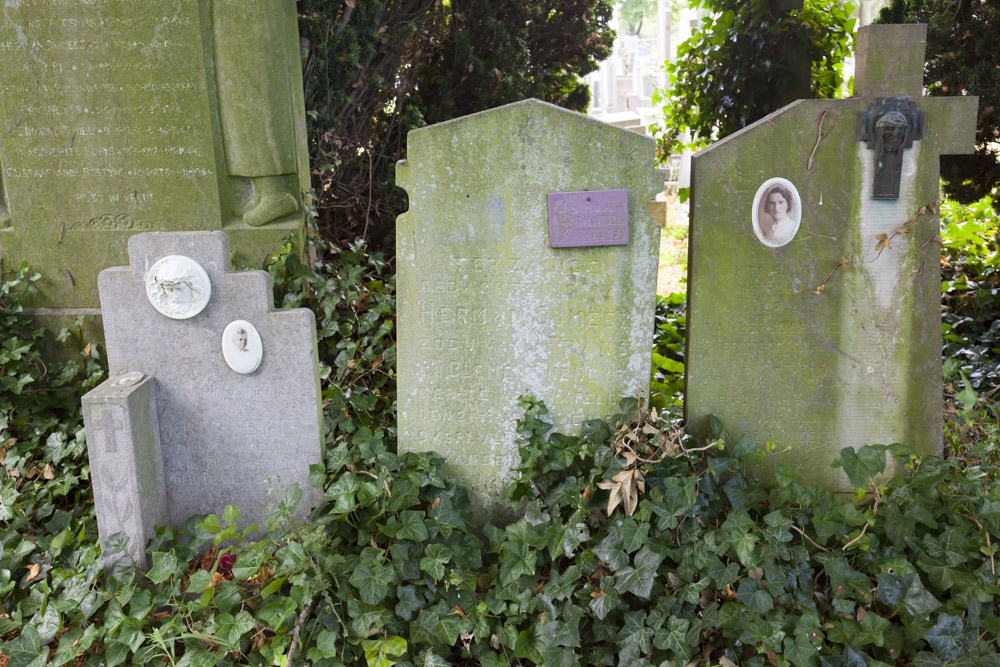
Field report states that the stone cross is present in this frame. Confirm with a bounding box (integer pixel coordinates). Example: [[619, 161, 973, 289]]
[[83, 232, 323, 567], [0, 1, 310, 344], [684, 24, 978, 490], [396, 100, 661, 521]]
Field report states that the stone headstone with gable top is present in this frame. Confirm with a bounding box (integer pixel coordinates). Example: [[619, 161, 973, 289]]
[[82, 231, 322, 566], [685, 24, 978, 490], [0, 1, 309, 341], [396, 99, 661, 521]]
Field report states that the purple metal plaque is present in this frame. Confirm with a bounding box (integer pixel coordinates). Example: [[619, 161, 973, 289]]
[[547, 189, 629, 248]]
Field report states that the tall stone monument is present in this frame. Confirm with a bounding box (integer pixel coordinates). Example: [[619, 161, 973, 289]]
[[396, 99, 661, 520], [0, 1, 309, 340], [685, 24, 978, 490], [82, 232, 323, 568]]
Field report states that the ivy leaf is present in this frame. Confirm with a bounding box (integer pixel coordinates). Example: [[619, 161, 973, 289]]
[[349, 562, 395, 605], [589, 580, 622, 620], [835, 446, 886, 489], [783, 633, 818, 667], [616, 610, 653, 664], [395, 585, 421, 623], [145, 551, 179, 584], [593, 531, 628, 572], [0, 624, 43, 667], [924, 613, 964, 660], [654, 616, 691, 656], [396, 510, 429, 542], [613, 546, 664, 599], [852, 610, 888, 648], [419, 543, 451, 581], [32, 603, 60, 644], [903, 575, 941, 620]]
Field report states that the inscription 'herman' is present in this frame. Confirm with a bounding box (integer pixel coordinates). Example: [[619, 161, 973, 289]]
[[548, 189, 629, 247]]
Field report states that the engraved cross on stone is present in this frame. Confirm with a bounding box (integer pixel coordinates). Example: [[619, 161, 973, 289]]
[[854, 24, 978, 200], [91, 405, 126, 454]]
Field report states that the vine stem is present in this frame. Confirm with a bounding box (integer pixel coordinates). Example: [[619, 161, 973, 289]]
[[286, 596, 317, 667], [791, 525, 831, 552], [807, 109, 830, 171]]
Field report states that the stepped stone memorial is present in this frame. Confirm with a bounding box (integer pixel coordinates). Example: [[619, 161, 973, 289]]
[[396, 99, 661, 520], [0, 1, 309, 339], [685, 24, 978, 489], [82, 232, 323, 567]]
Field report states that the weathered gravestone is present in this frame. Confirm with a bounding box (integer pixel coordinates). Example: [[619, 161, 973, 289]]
[[82, 231, 322, 567], [685, 24, 978, 490], [396, 99, 661, 520], [0, 1, 309, 339]]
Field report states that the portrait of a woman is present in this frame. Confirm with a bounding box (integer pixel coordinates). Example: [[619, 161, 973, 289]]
[[752, 178, 802, 248]]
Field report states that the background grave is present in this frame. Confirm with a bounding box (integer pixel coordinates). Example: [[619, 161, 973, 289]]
[[0, 1, 309, 341]]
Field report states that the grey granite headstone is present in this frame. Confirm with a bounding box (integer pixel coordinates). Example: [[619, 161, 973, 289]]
[[85, 231, 322, 560], [82, 372, 165, 570]]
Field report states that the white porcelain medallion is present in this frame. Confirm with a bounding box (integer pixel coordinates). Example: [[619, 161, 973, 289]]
[[222, 320, 263, 375], [144, 255, 212, 319]]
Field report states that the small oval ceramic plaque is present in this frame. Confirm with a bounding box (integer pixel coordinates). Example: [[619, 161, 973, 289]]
[[144, 255, 212, 319], [751, 177, 802, 248], [222, 320, 263, 375]]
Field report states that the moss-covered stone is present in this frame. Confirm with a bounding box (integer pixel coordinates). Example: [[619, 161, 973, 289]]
[[0, 0, 308, 339], [685, 25, 978, 491], [396, 100, 661, 522]]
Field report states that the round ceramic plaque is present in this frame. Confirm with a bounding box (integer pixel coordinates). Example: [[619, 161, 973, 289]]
[[222, 320, 263, 375], [751, 177, 802, 248], [144, 255, 211, 319]]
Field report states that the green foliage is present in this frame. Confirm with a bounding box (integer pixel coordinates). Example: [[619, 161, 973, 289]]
[[941, 194, 1000, 394], [268, 230, 397, 445], [0, 261, 105, 534], [299, 0, 615, 247], [651, 292, 686, 412], [5, 376, 999, 664], [652, 0, 855, 156], [876, 0, 1000, 209]]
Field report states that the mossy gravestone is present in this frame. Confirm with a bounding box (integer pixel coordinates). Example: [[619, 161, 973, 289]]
[[0, 1, 309, 339], [396, 99, 661, 520], [685, 24, 978, 490]]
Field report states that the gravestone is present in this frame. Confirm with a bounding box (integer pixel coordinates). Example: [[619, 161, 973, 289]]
[[396, 99, 661, 520], [0, 1, 309, 340], [685, 24, 978, 490], [82, 231, 323, 567]]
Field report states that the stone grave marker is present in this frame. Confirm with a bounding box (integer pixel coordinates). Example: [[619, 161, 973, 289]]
[[396, 99, 661, 520], [0, 1, 310, 339], [82, 231, 323, 567], [685, 24, 978, 490]]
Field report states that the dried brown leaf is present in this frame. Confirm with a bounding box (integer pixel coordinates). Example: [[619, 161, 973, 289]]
[[874, 232, 890, 253], [26, 563, 40, 581]]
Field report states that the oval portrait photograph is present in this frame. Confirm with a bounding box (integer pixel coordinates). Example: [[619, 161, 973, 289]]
[[144, 255, 212, 319], [222, 319, 263, 375], [751, 177, 802, 248]]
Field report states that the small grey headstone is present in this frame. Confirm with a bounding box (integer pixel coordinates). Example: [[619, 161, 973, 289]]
[[87, 231, 323, 556], [82, 373, 165, 570]]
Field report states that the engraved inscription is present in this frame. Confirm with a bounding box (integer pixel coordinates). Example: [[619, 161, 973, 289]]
[[0, 1, 217, 238], [69, 214, 150, 231]]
